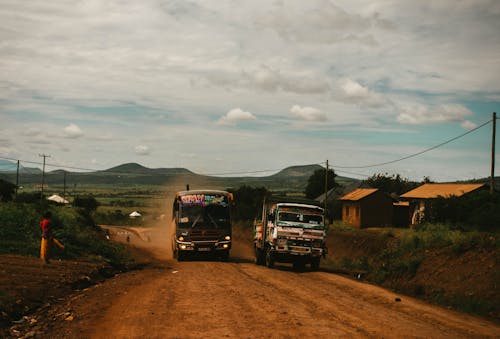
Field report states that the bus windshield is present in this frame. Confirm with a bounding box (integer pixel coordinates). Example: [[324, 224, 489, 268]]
[[179, 204, 230, 229]]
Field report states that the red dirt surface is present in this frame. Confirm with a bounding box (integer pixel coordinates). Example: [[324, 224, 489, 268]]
[[3, 225, 500, 338]]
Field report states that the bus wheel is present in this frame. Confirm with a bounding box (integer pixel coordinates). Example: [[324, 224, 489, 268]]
[[265, 248, 274, 268], [220, 250, 230, 262]]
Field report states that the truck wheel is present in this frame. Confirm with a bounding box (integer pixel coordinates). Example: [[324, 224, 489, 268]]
[[293, 260, 305, 271], [311, 257, 320, 270], [177, 251, 185, 262], [255, 248, 265, 265], [265, 248, 274, 268]]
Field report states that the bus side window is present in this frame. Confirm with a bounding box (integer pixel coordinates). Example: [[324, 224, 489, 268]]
[[173, 200, 179, 220]]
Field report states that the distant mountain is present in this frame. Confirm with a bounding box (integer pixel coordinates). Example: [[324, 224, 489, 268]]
[[0, 159, 17, 172], [104, 162, 151, 173], [271, 164, 323, 178], [103, 162, 194, 176], [0, 159, 42, 174], [0, 161, 362, 193]]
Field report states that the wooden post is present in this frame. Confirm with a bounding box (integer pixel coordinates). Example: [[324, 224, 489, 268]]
[[491, 112, 497, 194], [324, 160, 329, 220], [15, 160, 19, 198]]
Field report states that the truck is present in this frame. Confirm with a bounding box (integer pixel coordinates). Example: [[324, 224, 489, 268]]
[[171, 190, 233, 261], [253, 198, 327, 270]]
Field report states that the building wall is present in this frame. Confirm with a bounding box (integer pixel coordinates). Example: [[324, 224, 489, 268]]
[[360, 191, 393, 228], [342, 191, 393, 228], [342, 202, 361, 228]]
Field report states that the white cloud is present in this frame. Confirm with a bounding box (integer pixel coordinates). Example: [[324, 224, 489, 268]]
[[134, 145, 150, 155], [290, 105, 326, 122], [397, 104, 474, 128], [461, 120, 478, 130], [338, 79, 387, 108], [217, 108, 256, 126], [63, 124, 84, 138]]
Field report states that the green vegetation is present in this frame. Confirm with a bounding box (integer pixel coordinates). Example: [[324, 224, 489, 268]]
[[0, 202, 129, 265], [425, 191, 500, 232], [324, 223, 499, 318], [362, 172, 422, 195], [304, 168, 338, 199]]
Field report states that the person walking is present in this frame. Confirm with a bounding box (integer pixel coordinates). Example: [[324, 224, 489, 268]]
[[39, 211, 64, 264], [40, 211, 53, 263]]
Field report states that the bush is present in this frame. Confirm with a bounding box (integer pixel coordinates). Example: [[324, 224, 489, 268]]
[[426, 191, 500, 232], [0, 202, 128, 265]]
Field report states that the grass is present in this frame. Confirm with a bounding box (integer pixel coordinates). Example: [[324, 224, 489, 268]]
[[0, 202, 131, 266]]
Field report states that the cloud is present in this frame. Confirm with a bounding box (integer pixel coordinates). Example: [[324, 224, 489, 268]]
[[290, 105, 326, 122], [461, 120, 478, 130], [397, 104, 474, 128], [255, 1, 382, 45], [22, 127, 43, 137], [63, 124, 84, 138], [217, 108, 256, 126], [134, 145, 150, 155], [338, 79, 387, 108]]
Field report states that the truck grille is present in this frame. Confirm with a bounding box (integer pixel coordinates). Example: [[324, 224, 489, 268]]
[[190, 230, 220, 241]]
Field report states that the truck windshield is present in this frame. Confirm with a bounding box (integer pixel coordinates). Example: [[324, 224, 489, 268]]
[[179, 204, 230, 229], [278, 212, 323, 225]]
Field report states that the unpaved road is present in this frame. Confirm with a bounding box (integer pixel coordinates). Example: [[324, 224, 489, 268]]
[[38, 224, 499, 338]]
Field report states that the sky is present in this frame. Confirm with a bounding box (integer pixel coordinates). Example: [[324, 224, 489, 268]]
[[0, 0, 499, 182]]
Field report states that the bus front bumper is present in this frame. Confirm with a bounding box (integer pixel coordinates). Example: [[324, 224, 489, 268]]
[[176, 240, 231, 252]]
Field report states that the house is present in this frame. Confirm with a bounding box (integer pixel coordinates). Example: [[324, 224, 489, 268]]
[[339, 188, 393, 228], [400, 183, 486, 225]]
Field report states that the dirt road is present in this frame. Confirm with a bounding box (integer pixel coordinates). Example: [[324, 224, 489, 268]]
[[30, 223, 497, 339]]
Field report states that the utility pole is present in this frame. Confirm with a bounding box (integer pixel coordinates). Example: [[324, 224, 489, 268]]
[[324, 160, 329, 220], [491, 112, 497, 194], [63, 171, 67, 200], [15, 160, 19, 198], [39, 154, 50, 203]]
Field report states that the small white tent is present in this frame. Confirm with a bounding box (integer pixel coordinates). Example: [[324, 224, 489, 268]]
[[47, 194, 69, 204], [129, 211, 142, 218]]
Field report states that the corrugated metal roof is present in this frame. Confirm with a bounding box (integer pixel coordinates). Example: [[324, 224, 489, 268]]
[[339, 188, 379, 201], [400, 183, 486, 199]]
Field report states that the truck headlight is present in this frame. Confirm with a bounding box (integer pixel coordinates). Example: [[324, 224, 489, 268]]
[[178, 236, 184, 241], [225, 235, 231, 241]]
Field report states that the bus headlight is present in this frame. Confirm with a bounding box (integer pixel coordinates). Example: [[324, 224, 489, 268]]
[[225, 235, 231, 241]]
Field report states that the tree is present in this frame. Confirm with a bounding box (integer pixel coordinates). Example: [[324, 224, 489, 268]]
[[73, 195, 100, 212], [229, 185, 269, 222], [304, 168, 338, 199], [0, 179, 16, 202], [363, 173, 418, 195]]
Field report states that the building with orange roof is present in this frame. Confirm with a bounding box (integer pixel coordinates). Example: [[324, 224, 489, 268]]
[[400, 183, 487, 225], [339, 188, 393, 229]]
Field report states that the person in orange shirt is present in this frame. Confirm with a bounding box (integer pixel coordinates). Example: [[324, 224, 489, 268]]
[[40, 211, 53, 263], [39, 211, 64, 264]]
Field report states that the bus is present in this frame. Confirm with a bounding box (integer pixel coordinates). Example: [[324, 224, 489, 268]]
[[171, 190, 233, 261]]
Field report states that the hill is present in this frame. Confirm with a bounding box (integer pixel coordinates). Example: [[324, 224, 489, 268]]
[[0, 162, 358, 194], [0, 159, 41, 174]]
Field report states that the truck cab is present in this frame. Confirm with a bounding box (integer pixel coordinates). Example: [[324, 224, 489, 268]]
[[254, 201, 327, 270]]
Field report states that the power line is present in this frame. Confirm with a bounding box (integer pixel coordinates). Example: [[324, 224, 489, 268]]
[[332, 118, 492, 169], [0, 117, 493, 177]]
